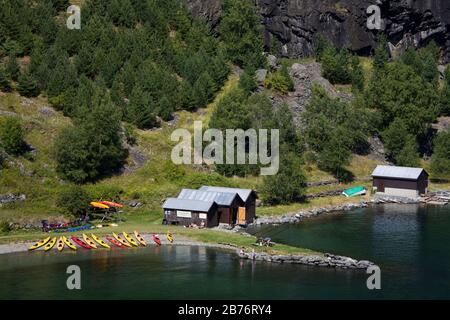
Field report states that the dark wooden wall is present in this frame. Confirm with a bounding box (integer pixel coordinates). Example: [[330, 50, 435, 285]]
[[164, 205, 219, 227], [373, 173, 429, 195]]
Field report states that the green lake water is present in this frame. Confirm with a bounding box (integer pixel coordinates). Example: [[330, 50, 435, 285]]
[[1, 204, 449, 299]]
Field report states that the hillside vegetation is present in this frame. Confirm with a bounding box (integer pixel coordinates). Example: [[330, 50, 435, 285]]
[[1, 0, 450, 231]]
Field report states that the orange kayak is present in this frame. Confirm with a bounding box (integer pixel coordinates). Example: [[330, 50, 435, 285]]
[[100, 201, 124, 208]]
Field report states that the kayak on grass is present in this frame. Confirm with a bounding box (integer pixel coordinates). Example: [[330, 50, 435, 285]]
[[123, 232, 139, 247], [112, 232, 132, 247], [71, 236, 92, 249], [28, 237, 51, 251], [91, 234, 110, 249], [134, 231, 147, 246], [62, 236, 77, 250], [56, 237, 65, 252], [106, 236, 125, 248], [167, 232, 174, 243], [82, 234, 98, 249], [152, 234, 161, 246], [44, 237, 57, 251]]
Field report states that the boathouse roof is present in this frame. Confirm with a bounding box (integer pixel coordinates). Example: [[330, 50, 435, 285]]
[[199, 186, 257, 202], [371, 165, 428, 180], [178, 189, 243, 206], [162, 198, 216, 212]]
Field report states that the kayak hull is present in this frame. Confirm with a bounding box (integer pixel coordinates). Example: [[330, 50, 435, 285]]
[[106, 236, 125, 248], [71, 236, 92, 249], [44, 237, 57, 251], [123, 232, 139, 247], [134, 231, 147, 246], [29, 237, 51, 251], [92, 234, 111, 249]]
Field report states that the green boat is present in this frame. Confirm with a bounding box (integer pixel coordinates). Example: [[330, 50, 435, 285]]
[[342, 186, 366, 197]]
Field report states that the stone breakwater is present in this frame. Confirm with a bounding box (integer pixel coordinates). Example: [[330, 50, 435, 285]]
[[253, 196, 422, 226], [253, 201, 370, 226], [238, 251, 375, 270]]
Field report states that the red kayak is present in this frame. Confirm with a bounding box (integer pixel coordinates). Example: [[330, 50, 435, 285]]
[[106, 236, 125, 248], [71, 236, 92, 249], [152, 234, 161, 246]]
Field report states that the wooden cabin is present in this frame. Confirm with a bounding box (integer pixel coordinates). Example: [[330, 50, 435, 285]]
[[199, 186, 258, 224], [372, 165, 429, 198], [177, 189, 245, 225], [162, 198, 219, 227]]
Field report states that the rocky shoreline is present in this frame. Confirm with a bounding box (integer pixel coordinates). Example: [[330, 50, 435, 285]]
[[252, 196, 421, 226], [238, 251, 374, 270]]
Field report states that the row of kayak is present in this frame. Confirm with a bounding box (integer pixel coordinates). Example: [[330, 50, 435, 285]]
[[29, 231, 171, 252]]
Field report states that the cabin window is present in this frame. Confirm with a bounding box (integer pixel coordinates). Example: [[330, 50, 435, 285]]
[[199, 213, 207, 219], [177, 210, 192, 218]]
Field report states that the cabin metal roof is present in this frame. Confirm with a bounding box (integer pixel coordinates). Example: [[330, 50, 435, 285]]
[[371, 165, 427, 180], [162, 198, 216, 212], [199, 186, 256, 202], [178, 189, 242, 206]]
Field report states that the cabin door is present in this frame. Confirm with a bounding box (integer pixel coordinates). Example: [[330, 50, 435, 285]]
[[238, 207, 246, 225]]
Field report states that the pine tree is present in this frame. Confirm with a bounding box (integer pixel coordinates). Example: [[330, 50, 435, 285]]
[[219, 0, 264, 68], [127, 85, 158, 129], [351, 56, 364, 92], [261, 151, 307, 205], [373, 35, 389, 71], [431, 130, 450, 178], [0, 68, 11, 92], [192, 72, 216, 107], [441, 66, 450, 115], [396, 135, 420, 167], [6, 55, 20, 81], [17, 72, 40, 97]]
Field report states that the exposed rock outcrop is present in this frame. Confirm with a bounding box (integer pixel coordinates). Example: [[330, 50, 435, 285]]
[[184, 0, 450, 62]]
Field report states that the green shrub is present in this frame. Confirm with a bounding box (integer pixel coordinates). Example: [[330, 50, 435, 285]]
[[56, 185, 90, 217], [0, 220, 11, 233], [0, 117, 26, 155], [264, 65, 294, 94]]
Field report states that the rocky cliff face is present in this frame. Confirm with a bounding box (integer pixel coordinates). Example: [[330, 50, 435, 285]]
[[184, 0, 450, 62]]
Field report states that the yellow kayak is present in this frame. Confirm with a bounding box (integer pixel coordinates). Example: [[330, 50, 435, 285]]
[[62, 236, 77, 250], [112, 232, 132, 247], [29, 237, 51, 251], [167, 233, 174, 243], [123, 232, 139, 247], [56, 237, 65, 252], [134, 231, 147, 246], [44, 237, 57, 251], [82, 234, 98, 249], [91, 234, 110, 249]]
